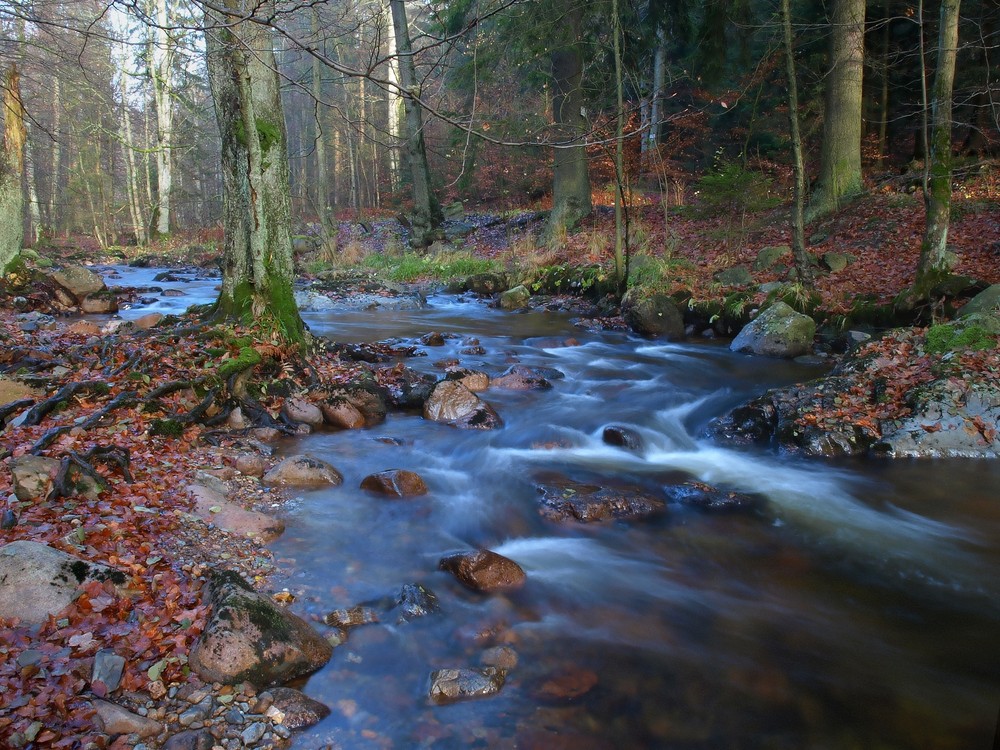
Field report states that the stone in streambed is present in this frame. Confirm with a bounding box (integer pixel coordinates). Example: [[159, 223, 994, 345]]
[[439, 549, 525, 593], [428, 667, 506, 704], [262, 455, 343, 487], [535, 479, 665, 523], [268, 687, 331, 730], [730, 301, 815, 359], [282, 397, 324, 428], [490, 365, 552, 390], [664, 480, 765, 513], [189, 570, 333, 687], [49, 265, 106, 302], [188, 484, 284, 541], [320, 399, 366, 429], [360, 469, 428, 497], [620, 288, 685, 338], [92, 698, 162, 738], [423, 381, 503, 430], [444, 367, 490, 393], [602, 424, 643, 451]]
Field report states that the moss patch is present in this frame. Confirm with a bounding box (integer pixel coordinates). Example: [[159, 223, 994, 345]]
[[925, 323, 997, 353]]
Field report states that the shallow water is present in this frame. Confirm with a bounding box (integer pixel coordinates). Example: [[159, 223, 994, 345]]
[[107, 270, 1000, 748]]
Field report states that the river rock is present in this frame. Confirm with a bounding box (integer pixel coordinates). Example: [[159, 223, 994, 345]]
[[132, 312, 164, 329], [424, 381, 503, 429], [10, 452, 100, 499], [532, 665, 598, 702], [50, 265, 106, 302], [282, 397, 324, 428], [466, 273, 506, 295], [320, 398, 366, 429], [394, 583, 440, 622], [324, 605, 380, 629], [480, 646, 518, 670], [316, 385, 387, 426], [268, 687, 331, 730], [65, 320, 103, 336], [0, 541, 126, 625], [162, 730, 214, 750], [535, 479, 666, 523], [188, 484, 285, 541], [80, 291, 119, 314], [602, 424, 643, 451], [620, 288, 685, 339], [360, 469, 428, 497], [92, 650, 126, 693], [499, 285, 530, 310], [444, 367, 490, 393], [428, 667, 506, 704], [420, 331, 446, 346], [754, 245, 791, 271], [730, 301, 815, 358], [235, 453, 267, 477], [664, 481, 765, 513], [189, 570, 333, 687], [490, 365, 552, 390], [262, 455, 343, 487], [439, 549, 526, 593], [92, 698, 162, 738], [381, 366, 437, 409]]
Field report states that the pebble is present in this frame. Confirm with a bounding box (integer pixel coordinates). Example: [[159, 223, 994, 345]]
[[224, 708, 245, 725], [241, 722, 267, 745]]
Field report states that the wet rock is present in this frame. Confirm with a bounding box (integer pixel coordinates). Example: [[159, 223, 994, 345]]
[[161, 288, 187, 297], [730, 301, 815, 359], [317, 385, 387, 426], [532, 666, 598, 702], [234, 453, 267, 477], [499, 285, 530, 310], [80, 291, 119, 314], [188, 484, 284, 541], [428, 667, 506, 704], [65, 320, 103, 336], [1, 510, 16, 530], [268, 687, 331, 730], [602, 424, 643, 451], [490, 364, 552, 390], [664, 481, 765, 513], [92, 698, 162, 738], [958, 283, 1000, 317], [466, 273, 506, 295], [535, 479, 666, 523], [381, 367, 437, 409], [262, 455, 343, 487], [241, 723, 267, 745], [360, 469, 428, 497], [444, 367, 490, 392], [178, 696, 213, 726], [162, 730, 215, 750], [323, 605, 380, 629], [621, 288, 685, 338], [50, 265, 106, 302], [189, 570, 333, 687], [394, 583, 440, 622], [282, 397, 324, 428], [0, 541, 126, 624], [92, 650, 126, 693], [423, 380, 503, 430], [420, 331, 446, 346], [320, 398, 366, 429], [439, 549, 526, 593], [480, 646, 518, 670]]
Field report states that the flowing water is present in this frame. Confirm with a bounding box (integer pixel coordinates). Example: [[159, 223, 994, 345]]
[[107, 269, 1000, 749]]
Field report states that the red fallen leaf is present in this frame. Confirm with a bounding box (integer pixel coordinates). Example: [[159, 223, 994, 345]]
[[67, 632, 95, 650], [921, 422, 942, 432]]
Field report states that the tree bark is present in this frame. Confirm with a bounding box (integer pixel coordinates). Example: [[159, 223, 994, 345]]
[[311, 9, 330, 216], [389, 0, 442, 247], [645, 27, 667, 156], [917, 0, 961, 287], [808, 0, 865, 220], [151, 0, 174, 237], [781, 0, 813, 285], [1, 64, 26, 275], [384, 0, 403, 190], [204, 0, 305, 344], [49, 76, 61, 234], [546, 2, 591, 240]]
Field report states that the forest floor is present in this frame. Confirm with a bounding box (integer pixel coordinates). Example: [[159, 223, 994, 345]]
[[1, 182, 999, 747]]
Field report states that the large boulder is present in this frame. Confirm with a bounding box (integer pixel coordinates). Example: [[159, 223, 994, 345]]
[[958, 284, 1000, 317], [9, 454, 102, 500], [50, 266, 106, 302], [189, 571, 333, 687], [262, 455, 343, 487], [438, 549, 526, 593], [0, 541, 126, 624], [620, 288, 684, 339], [281, 397, 324, 428], [499, 285, 530, 311], [187, 484, 285, 541], [753, 245, 791, 271], [423, 381, 503, 429], [730, 301, 815, 358], [535, 479, 666, 523]]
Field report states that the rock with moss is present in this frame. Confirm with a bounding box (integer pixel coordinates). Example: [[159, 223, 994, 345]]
[[924, 315, 1000, 353], [498, 285, 530, 311], [958, 284, 1000, 317], [49, 265, 106, 302], [0, 541, 127, 624], [189, 571, 333, 687], [822, 252, 854, 273], [620, 288, 684, 339], [753, 245, 791, 271], [465, 273, 507, 296], [730, 301, 815, 358], [713, 265, 753, 287], [262, 455, 343, 487], [80, 291, 119, 314]]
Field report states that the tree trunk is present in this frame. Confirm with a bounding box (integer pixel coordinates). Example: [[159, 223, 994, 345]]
[[49, 76, 61, 234], [1, 65, 26, 275], [611, 0, 628, 292], [808, 0, 865, 220], [546, 3, 591, 240], [917, 0, 961, 287], [645, 27, 667, 156], [24, 122, 41, 247], [384, 0, 403, 190], [204, 0, 304, 344], [781, 0, 813, 284], [120, 48, 147, 246], [151, 0, 174, 237], [389, 0, 442, 247], [312, 9, 330, 216]]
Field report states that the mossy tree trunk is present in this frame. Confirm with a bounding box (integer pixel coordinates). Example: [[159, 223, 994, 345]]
[[917, 0, 961, 288], [0, 64, 26, 277], [807, 0, 865, 220], [546, 2, 591, 241], [204, 0, 304, 345], [389, 0, 442, 248], [781, 0, 813, 285]]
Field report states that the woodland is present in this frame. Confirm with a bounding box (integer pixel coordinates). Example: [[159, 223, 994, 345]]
[[0, 0, 999, 747]]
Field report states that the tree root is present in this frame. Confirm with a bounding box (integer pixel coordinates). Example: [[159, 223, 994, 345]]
[[22, 381, 110, 427], [50, 446, 133, 500]]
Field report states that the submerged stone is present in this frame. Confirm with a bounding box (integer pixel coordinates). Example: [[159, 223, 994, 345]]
[[428, 667, 506, 704]]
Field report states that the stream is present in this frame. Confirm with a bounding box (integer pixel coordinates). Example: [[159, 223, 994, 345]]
[[105, 266, 1000, 749]]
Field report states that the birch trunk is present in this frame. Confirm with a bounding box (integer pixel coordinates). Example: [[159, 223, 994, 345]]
[[204, 0, 304, 344], [151, 0, 174, 237], [384, 0, 402, 189], [1, 65, 26, 274], [24, 122, 41, 247], [49, 76, 61, 234]]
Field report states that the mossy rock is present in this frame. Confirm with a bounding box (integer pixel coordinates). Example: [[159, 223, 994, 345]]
[[924, 315, 1000, 353], [713, 265, 753, 287], [753, 245, 791, 271]]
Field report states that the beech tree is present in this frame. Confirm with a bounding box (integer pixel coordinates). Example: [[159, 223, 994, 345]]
[[0, 64, 26, 275], [808, 0, 866, 220], [202, 0, 304, 343]]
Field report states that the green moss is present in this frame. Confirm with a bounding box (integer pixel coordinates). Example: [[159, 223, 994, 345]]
[[925, 323, 996, 353], [255, 118, 281, 157], [218, 346, 263, 380], [150, 418, 185, 437]]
